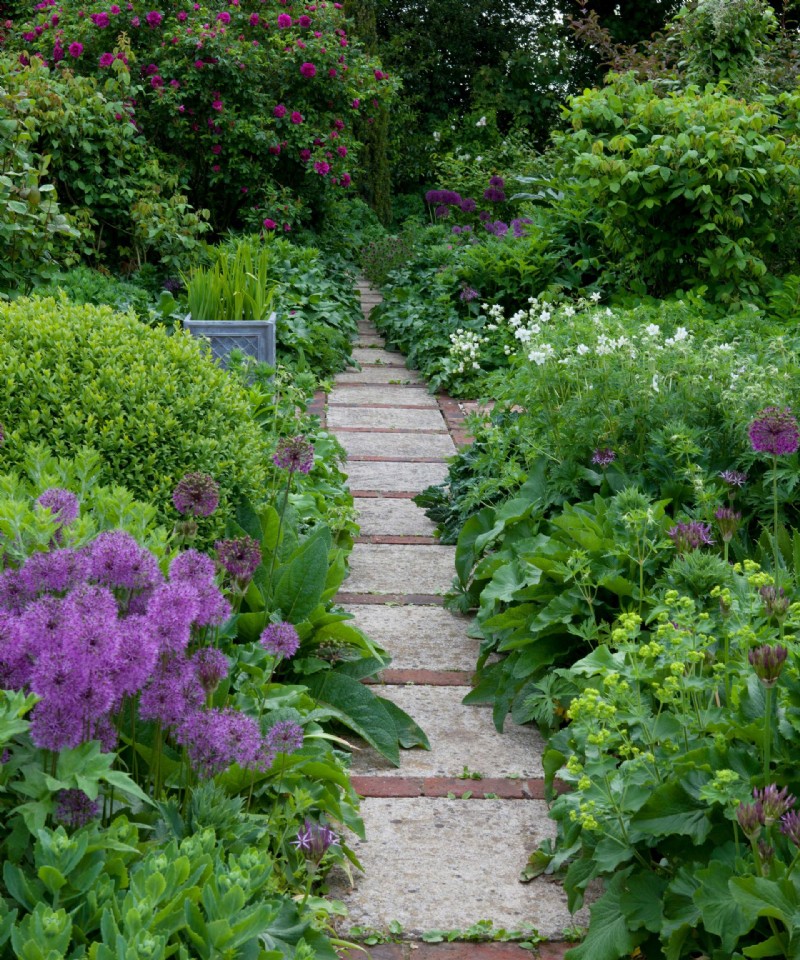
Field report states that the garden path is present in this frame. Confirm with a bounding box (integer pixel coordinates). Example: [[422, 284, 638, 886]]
[[325, 282, 580, 960]]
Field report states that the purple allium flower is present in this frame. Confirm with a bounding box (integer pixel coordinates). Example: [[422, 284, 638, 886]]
[[172, 472, 220, 517], [177, 707, 271, 778], [56, 789, 100, 828], [667, 522, 714, 555], [736, 799, 764, 840], [260, 621, 301, 659], [591, 448, 616, 468], [216, 536, 262, 584], [146, 581, 198, 653], [753, 784, 796, 825], [169, 549, 217, 585], [35, 488, 80, 528], [88, 530, 163, 592], [511, 218, 531, 238], [719, 470, 748, 488], [460, 198, 477, 213], [440, 190, 462, 205], [273, 435, 314, 474], [714, 506, 741, 544], [781, 810, 800, 846], [760, 586, 790, 622], [0, 570, 31, 614], [266, 719, 304, 755], [460, 287, 479, 302], [193, 580, 232, 627], [483, 187, 506, 203], [140, 655, 204, 728], [748, 407, 800, 457], [292, 818, 338, 864], [435, 204, 450, 219], [489, 175, 505, 188], [192, 647, 228, 694], [485, 220, 508, 236], [112, 615, 158, 697], [478, 210, 491, 223], [749, 644, 788, 687], [21, 549, 88, 596]]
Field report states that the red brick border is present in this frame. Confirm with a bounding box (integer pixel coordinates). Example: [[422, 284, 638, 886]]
[[330, 402, 444, 411], [308, 389, 327, 429], [335, 592, 445, 606], [333, 427, 449, 435], [363, 668, 471, 686], [349, 775, 568, 800]]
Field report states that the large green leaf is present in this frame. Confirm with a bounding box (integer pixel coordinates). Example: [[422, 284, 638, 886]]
[[694, 858, 754, 951], [455, 507, 496, 586], [304, 670, 400, 765], [565, 871, 642, 960], [376, 696, 430, 750], [632, 781, 713, 844], [272, 529, 330, 623], [729, 875, 799, 927]]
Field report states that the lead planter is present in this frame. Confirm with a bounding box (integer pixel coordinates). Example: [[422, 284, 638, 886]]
[[184, 313, 277, 368]]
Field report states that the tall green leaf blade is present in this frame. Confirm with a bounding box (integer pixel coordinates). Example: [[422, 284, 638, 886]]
[[272, 531, 329, 624]]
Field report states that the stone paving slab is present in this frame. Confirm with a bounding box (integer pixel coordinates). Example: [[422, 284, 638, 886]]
[[329, 387, 439, 408], [337, 367, 424, 385], [342, 605, 479, 670], [329, 798, 578, 939], [354, 499, 438, 537], [345, 461, 450, 492], [350, 686, 544, 778], [339, 431, 455, 461], [351, 348, 408, 366], [355, 336, 387, 348], [329, 407, 447, 431], [345, 543, 456, 595]]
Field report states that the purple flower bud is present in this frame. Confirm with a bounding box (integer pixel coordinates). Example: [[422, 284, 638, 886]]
[[781, 810, 800, 846], [35, 488, 80, 529], [273, 436, 314, 474], [753, 784, 796, 825], [591, 448, 616, 468], [172, 472, 220, 517], [714, 506, 741, 544], [760, 586, 790, 623], [216, 536, 262, 584], [736, 800, 764, 839], [667, 521, 714, 555], [292, 818, 338, 864], [56, 789, 100, 828], [748, 644, 788, 687]]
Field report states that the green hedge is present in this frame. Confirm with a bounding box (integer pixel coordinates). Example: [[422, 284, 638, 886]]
[[0, 296, 269, 527]]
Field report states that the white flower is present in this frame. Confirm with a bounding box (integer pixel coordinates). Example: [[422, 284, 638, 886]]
[[475, 155, 483, 162], [563, 305, 575, 318], [433, 131, 441, 141], [673, 326, 689, 341], [515, 328, 532, 343], [651, 374, 660, 393], [576, 343, 590, 356], [539, 311, 551, 323], [476, 116, 487, 127], [486, 323, 498, 331], [528, 323, 541, 335], [528, 343, 555, 365], [645, 324, 660, 337], [590, 291, 602, 302]]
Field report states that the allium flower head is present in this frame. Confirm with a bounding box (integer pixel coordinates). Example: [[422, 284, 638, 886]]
[[736, 799, 764, 840], [216, 536, 262, 583], [172, 472, 220, 517], [714, 506, 741, 543], [169, 549, 216, 584], [292, 818, 338, 864], [192, 647, 229, 694], [483, 187, 506, 203], [266, 719, 304, 755], [36, 488, 80, 529], [760, 586, 790, 622], [260, 622, 300, 659], [56, 789, 100, 828], [178, 707, 271, 778], [749, 644, 788, 687], [22, 549, 88, 596], [460, 198, 477, 213], [748, 406, 799, 457], [460, 287, 479, 302], [667, 521, 714, 555], [781, 810, 800, 846], [88, 530, 163, 592], [753, 784, 796, 825], [273, 435, 314, 474], [591, 448, 616, 468], [719, 469, 748, 489]]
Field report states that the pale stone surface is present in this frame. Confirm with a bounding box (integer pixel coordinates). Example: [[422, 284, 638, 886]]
[[329, 386, 438, 408], [328, 407, 446, 431], [354, 498, 438, 536], [352, 686, 544, 778], [339, 431, 455, 461], [351, 348, 408, 366], [345, 461, 449, 491], [354, 335, 387, 348], [337, 366, 424, 384], [329, 798, 580, 939], [341, 604, 478, 669], [345, 543, 456, 594]]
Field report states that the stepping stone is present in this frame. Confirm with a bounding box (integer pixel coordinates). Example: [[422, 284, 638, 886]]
[[336, 367, 423, 385], [342, 605, 478, 670], [345, 543, 456, 594], [339, 431, 455, 461], [350, 686, 544, 778], [354, 336, 386, 348], [329, 797, 580, 939], [354, 498, 438, 537], [328, 407, 446, 431], [351, 348, 407, 366], [345, 461, 449, 492], [329, 387, 439, 408]]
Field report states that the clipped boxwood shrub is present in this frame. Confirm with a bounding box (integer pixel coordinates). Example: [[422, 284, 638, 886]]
[[0, 296, 270, 528]]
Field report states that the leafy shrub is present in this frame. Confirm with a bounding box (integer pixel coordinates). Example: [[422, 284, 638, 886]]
[[35, 265, 157, 321], [9, 1, 394, 231], [552, 74, 800, 298], [0, 296, 270, 529]]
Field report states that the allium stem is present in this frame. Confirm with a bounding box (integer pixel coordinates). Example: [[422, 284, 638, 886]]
[[764, 685, 774, 784], [772, 455, 781, 585], [269, 472, 294, 582]]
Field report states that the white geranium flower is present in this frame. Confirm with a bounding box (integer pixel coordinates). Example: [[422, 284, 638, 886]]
[[433, 131, 441, 141], [645, 324, 660, 337], [476, 116, 487, 127], [576, 343, 590, 356], [590, 291, 602, 302], [563, 305, 576, 318], [651, 374, 660, 393]]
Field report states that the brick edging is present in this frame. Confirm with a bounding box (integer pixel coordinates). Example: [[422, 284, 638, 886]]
[[308, 389, 327, 429], [340, 939, 572, 960], [363, 668, 472, 686], [355, 535, 439, 545], [335, 592, 445, 606]]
